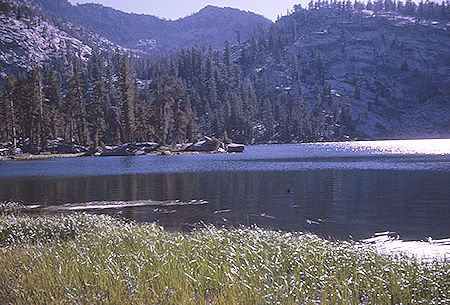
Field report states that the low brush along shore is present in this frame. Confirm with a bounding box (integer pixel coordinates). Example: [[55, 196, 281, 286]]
[[0, 203, 448, 304]]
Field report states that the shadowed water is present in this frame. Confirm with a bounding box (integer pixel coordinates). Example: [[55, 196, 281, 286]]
[[1, 139, 449, 240]]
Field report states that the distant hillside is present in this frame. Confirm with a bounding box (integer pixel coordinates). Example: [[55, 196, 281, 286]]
[[0, 0, 123, 78], [247, 7, 450, 139], [30, 0, 272, 52]]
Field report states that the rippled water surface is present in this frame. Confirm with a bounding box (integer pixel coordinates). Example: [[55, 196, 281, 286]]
[[1, 139, 449, 240]]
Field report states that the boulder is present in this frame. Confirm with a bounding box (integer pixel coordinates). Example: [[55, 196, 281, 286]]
[[47, 138, 64, 153], [134, 149, 147, 156], [82, 147, 104, 156], [100, 146, 134, 156], [57, 144, 88, 154], [226, 143, 245, 153], [181, 143, 193, 151], [186, 136, 220, 152], [22, 145, 43, 154], [100, 142, 158, 156], [139, 142, 159, 153], [11, 148, 23, 155]]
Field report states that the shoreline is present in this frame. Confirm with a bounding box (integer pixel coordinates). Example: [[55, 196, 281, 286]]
[[0, 149, 228, 162], [2, 138, 449, 162], [5, 201, 450, 262], [1, 152, 86, 161]]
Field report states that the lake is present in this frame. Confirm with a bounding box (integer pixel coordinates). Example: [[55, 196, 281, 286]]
[[0, 139, 449, 241]]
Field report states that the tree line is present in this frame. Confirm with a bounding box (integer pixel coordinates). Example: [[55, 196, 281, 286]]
[[1, 41, 359, 152]]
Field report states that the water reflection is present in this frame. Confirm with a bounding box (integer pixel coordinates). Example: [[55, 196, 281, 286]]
[[1, 169, 449, 240], [1, 140, 449, 240]]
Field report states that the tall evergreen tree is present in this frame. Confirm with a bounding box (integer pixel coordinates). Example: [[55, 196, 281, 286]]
[[1, 74, 18, 148], [153, 75, 182, 145], [262, 97, 274, 141], [118, 55, 136, 143], [340, 97, 354, 132], [291, 82, 313, 142], [66, 62, 89, 146], [43, 68, 62, 140], [90, 81, 106, 149], [276, 92, 291, 142], [223, 40, 231, 70], [290, 53, 300, 81], [0, 92, 6, 143], [28, 67, 44, 148], [171, 92, 186, 144], [316, 95, 326, 141], [184, 98, 198, 143]]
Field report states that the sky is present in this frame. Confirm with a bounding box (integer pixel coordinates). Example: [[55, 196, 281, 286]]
[[67, 0, 309, 21]]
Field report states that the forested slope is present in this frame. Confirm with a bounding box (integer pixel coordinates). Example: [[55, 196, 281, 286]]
[[1, 0, 449, 154]]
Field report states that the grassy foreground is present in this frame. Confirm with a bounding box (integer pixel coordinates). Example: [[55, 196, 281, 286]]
[[0, 209, 448, 304]]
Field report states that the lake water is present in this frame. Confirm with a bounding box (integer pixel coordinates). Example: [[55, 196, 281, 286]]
[[0, 139, 449, 241]]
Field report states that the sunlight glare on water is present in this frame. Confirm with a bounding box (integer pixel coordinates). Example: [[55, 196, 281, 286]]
[[341, 139, 450, 155]]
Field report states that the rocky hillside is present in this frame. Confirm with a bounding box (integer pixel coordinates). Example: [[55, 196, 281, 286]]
[[249, 8, 449, 139], [29, 0, 272, 52], [0, 0, 124, 78]]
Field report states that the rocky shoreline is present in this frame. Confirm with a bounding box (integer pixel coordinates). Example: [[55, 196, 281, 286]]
[[0, 137, 245, 161]]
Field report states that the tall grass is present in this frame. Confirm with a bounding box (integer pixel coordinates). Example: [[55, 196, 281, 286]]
[[0, 210, 448, 304]]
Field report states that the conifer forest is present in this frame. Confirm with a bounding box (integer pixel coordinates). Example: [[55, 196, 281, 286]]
[[1, 0, 449, 152]]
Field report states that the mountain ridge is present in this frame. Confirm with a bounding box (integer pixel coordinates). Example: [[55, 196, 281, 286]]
[[30, 0, 272, 52]]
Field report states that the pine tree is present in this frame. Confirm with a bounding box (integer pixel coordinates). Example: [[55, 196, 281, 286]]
[[1, 74, 18, 148], [291, 81, 313, 142], [340, 97, 354, 132], [227, 91, 246, 143], [275, 92, 291, 142], [316, 95, 326, 141], [0, 92, 6, 143], [118, 55, 136, 143], [28, 67, 44, 148], [262, 97, 274, 141], [241, 84, 255, 143], [258, 74, 269, 118], [66, 62, 89, 146], [153, 75, 182, 145], [184, 99, 198, 143], [235, 29, 241, 45], [43, 68, 62, 140], [331, 96, 343, 139], [87, 50, 104, 83], [171, 92, 186, 144], [290, 53, 300, 81], [91, 81, 106, 149], [223, 40, 231, 70]]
